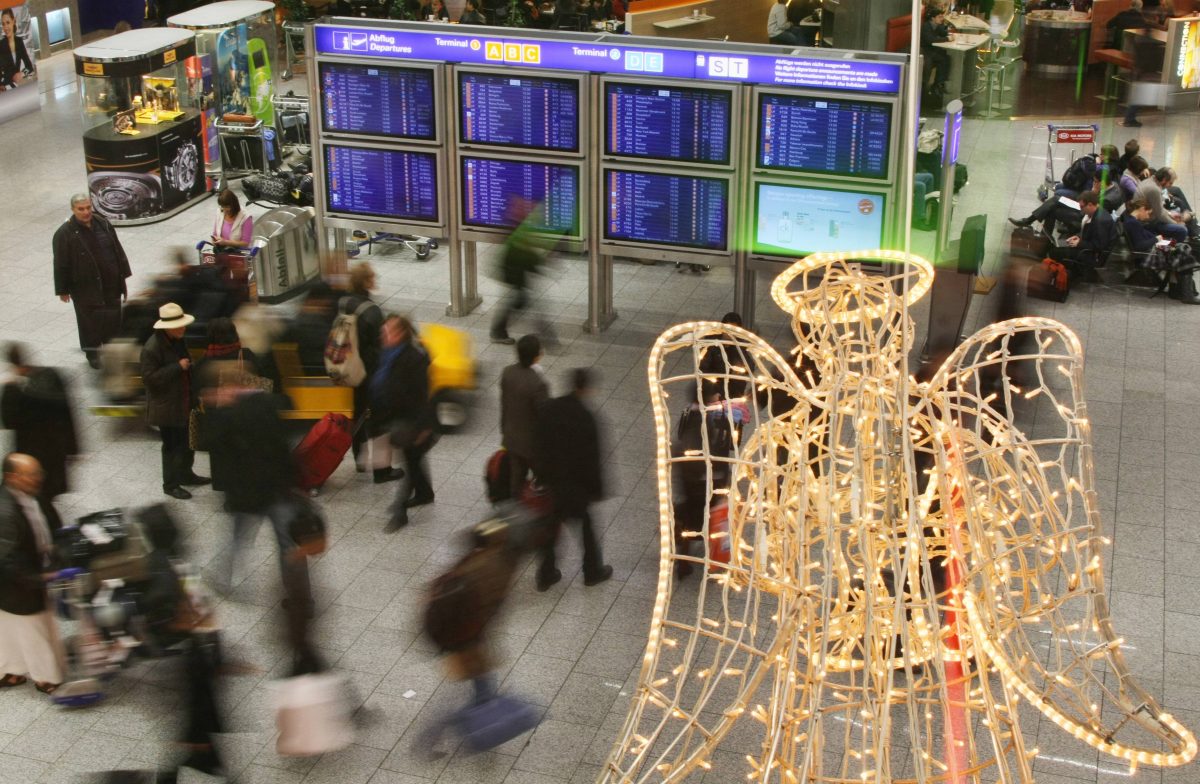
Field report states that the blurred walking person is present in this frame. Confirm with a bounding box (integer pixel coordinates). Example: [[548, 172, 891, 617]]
[[339, 263, 384, 475], [142, 303, 209, 500], [369, 315, 436, 532], [499, 334, 548, 500], [2, 344, 79, 500], [490, 198, 554, 345], [534, 368, 612, 591]]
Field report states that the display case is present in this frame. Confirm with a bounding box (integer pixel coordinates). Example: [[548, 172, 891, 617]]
[[168, 1, 279, 177], [74, 28, 210, 225]]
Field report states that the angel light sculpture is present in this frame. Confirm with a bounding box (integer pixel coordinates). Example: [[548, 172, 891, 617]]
[[601, 251, 1195, 783]]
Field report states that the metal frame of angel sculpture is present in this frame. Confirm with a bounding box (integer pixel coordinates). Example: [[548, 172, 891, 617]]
[[600, 250, 1196, 783]]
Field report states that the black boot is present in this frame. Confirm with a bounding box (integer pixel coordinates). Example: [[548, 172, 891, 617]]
[[1008, 216, 1035, 228], [1176, 270, 1200, 304]]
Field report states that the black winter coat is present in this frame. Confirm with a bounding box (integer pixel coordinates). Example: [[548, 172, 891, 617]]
[[340, 294, 383, 375], [367, 340, 431, 437], [0, 487, 62, 615], [141, 331, 192, 428], [198, 392, 294, 513], [1, 368, 79, 500], [52, 215, 131, 305], [535, 394, 604, 502]]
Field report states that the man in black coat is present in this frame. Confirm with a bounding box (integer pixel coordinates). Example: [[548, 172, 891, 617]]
[[53, 194, 132, 369], [0, 454, 65, 693], [141, 303, 209, 500], [369, 315, 435, 532], [342, 263, 384, 477], [500, 334, 549, 500], [1047, 191, 1118, 276], [1, 344, 78, 500], [533, 368, 612, 592]]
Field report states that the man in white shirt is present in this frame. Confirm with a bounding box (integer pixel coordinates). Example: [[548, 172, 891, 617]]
[[0, 453, 65, 695], [768, 0, 803, 45]]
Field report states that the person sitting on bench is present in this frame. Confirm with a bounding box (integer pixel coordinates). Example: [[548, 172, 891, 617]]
[[1009, 191, 1088, 238], [1136, 168, 1191, 243], [1047, 191, 1116, 279]]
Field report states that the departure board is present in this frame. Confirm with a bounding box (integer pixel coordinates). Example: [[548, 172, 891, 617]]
[[458, 72, 579, 152], [325, 145, 439, 222], [604, 82, 732, 165], [320, 62, 436, 140], [604, 169, 728, 251], [753, 182, 885, 256], [461, 157, 580, 236], [757, 93, 891, 179]]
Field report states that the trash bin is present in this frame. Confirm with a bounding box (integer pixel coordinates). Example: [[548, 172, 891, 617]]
[[252, 205, 319, 303]]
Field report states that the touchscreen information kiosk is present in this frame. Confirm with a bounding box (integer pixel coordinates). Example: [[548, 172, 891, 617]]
[[325, 145, 439, 222], [459, 72, 579, 152], [604, 169, 728, 251], [604, 82, 732, 165], [320, 62, 437, 139], [753, 182, 885, 256], [758, 93, 891, 179], [461, 156, 579, 235]]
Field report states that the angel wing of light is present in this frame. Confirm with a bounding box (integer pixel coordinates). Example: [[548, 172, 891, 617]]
[[599, 251, 1196, 783]]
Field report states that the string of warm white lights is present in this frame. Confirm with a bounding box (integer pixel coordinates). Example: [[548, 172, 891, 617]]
[[600, 251, 1196, 783]]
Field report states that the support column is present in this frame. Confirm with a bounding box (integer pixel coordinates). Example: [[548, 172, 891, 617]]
[[446, 230, 482, 318], [734, 251, 755, 329], [584, 249, 617, 334]]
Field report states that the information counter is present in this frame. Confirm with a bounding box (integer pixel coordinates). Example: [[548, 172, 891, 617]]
[[1024, 10, 1092, 77], [74, 29, 210, 225]]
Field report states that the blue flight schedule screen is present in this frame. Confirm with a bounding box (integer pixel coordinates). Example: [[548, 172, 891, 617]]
[[320, 62, 436, 139], [325, 146, 438, 222], [758, 94, 891, 179], [604, 82, 732, 165], [461, 157, 579, 235], [605, 169, 728, 251], [459, 72, 579, 152]]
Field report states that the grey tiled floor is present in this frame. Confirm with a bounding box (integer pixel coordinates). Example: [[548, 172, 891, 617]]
[[1, 51, 1199, 784]]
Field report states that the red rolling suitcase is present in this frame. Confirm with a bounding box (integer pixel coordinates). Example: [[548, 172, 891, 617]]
[[294, 413, 353, 490]]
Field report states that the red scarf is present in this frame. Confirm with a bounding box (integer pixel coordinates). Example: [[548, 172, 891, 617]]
[[205, 341, 241, 358]]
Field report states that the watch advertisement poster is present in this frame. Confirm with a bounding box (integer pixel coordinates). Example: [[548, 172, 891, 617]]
[[0, 1, 39, 126]]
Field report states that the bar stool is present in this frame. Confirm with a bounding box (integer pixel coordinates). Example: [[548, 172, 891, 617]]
[[1094, 48, 1134, 102]]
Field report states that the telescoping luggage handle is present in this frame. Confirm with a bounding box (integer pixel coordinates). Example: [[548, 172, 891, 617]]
[[1043, 123, 1099, 192]]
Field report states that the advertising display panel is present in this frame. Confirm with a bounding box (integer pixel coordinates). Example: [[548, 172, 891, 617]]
[[602, 79, 734, 166], [752, 181, 886, 257], [457, 69, 581, 153], [460, 156, 581, 237], [603, 168, 729, 252], [756, 91, 893, 181], [324, 144, 439, 223], [320, 60, 437, 140]]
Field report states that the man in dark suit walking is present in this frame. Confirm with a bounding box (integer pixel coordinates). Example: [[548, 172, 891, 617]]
[[534, 368, 612, 592], [0, 453, 65, 694], [53, 194, 132, 369], [1, 344, 79, 500], [500, 334, 548, 501]]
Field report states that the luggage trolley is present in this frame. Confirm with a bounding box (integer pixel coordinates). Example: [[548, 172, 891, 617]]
[[273, 92, 311, 158], [215, 117, 273, 187], [1037, 123, 1099, 201]]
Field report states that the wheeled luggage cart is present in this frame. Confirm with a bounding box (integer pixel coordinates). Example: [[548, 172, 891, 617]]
[[1037, 123, 1099, 201]]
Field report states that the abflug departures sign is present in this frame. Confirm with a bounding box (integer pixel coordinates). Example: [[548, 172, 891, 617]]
[[312, 25, 901, 95]]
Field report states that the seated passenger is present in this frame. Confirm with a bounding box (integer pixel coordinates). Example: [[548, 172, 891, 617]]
[[1008, 194, 1082, 238], [1155, 166, 1198, 240], [920, 7, 952, 100], [768, 0, 804, 45], [1136, 168, 1190, 243], [1047, 191, 1117, 278], [1121, 198, 1159, 254]]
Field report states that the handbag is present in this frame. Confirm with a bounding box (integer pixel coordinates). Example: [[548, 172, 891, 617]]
[[188, 404, 205, 451], [274, 672, 354, 757]]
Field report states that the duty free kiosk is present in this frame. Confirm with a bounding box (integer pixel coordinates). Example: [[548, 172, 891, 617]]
[[168, 0, 279, 179], [74, 28, 211, 225]]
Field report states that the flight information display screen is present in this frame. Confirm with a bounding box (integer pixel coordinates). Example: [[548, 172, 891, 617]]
[[757, 93, 891, 179], [604, 169, 728, 251], [320, 62, 436, 140], [604, 82, 732, 165], [753, 182, 885, 256], [325, 145, 439, 222], [461, 157, 580, 236], [458, 72, 579, 152]]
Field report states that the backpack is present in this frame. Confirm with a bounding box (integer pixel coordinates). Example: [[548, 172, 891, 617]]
[[485, 448, 512, 503], [1062, 154, 1098, 193], [324, 297, 372, 387]]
